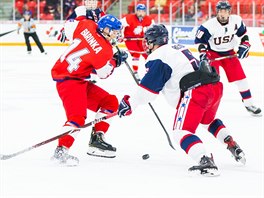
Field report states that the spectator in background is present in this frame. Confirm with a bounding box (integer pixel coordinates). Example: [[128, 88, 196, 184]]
[[150, 0, 167, 14], [63, 0, 76, 19]]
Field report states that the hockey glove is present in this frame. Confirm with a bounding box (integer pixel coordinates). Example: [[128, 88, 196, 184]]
[[57, 28, 67, 43], [118, 95, 132, 117], [198, 44, 208, 61], [237, 41, 251, 59], [113, 50, 128, 67]]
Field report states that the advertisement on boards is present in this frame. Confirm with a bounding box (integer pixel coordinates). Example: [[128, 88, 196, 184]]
[[171, 26, 198, 45]]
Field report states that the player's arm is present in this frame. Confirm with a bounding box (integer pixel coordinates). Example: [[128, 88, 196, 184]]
[[17, 20, 22, 34], [119, 17, 129, 41], [235, 19, 250, 59], [118, 59, 172, 117], [195, 25, 211, 61], [95, 50, 128, 79], [30, 19, 36, 31]]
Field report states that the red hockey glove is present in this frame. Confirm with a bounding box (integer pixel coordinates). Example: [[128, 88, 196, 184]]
[[237, 41, 251, 59], [118, 95, 132, 117], [57, 28, 68, 43]]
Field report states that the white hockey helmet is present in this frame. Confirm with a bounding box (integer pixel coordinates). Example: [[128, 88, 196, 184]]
[[84, 0, 98, 10]]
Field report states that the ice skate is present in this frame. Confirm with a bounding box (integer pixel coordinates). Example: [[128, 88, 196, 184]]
[[87, 128, 116, 158], [245, 105, 262, 117], [188, 155, 220, 177], [224, 135, 246, 165], [51, 146, 79, 166]]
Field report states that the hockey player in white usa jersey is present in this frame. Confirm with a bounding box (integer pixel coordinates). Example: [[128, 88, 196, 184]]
[[118, 24, 246, 176], [195, 0, 261, 116]]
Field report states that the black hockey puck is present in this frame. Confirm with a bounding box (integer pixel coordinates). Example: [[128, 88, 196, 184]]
[[142, 154, 150, 160]]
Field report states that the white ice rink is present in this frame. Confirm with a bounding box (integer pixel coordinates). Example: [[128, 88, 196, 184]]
[[0, 45, 263, 198]]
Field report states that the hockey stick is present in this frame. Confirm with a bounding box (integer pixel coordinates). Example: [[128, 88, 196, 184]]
[[0, 29, 16, 37], [0, 112, 117, 160], [126, 49, 147, 54], [123, 36, 188, 41], [123, 38, 144, 41], [209, 54, 238, 62], [116, 46, 175, 150]]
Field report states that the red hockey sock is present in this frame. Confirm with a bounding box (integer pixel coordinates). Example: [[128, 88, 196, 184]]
[[95, 121, 110, 133], [132, 65, 138, 72], [58, 135, 75, 148]]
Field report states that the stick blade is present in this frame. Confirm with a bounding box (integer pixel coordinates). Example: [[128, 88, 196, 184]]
[[0, 154, 12, 160]]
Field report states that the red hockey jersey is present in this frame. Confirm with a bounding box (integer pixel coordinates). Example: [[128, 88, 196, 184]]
[[52, 19, 114, 81], [121, 14, 154, 38]]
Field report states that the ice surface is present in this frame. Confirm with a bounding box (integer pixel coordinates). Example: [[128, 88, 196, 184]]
[[0, 46, 263, 198]]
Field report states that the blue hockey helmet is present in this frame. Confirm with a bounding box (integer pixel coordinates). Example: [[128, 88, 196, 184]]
[[97, 14, 122, 32], [216, 1, 231, 12], [23, 10, 32, 16], [136, 4, 146, 11]]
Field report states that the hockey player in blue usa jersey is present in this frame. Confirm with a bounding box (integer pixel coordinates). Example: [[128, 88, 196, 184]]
[[195, 0, 261, 116], [118, 24, 246, 176]]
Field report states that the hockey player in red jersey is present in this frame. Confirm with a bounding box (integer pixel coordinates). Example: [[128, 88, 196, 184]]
[[118, 24, 246, 176], [51, 14, 128, 165], [57, 0, 105, 43], [195, 0, 261, 116], [120, 4, 154, 82]]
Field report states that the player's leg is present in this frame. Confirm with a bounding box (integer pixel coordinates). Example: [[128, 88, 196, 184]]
[[24, 33, 31, 54], [31, 32, 46, 54], [86, 83, 118, 158], [222, 57, 261, 116], [51, 80, 88, 165], [173, 88, 219, 176], [201, 82, 246, 164], [125, 40, 143, 82]]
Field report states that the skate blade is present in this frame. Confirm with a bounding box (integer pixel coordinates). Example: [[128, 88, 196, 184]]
[[87, 147, 116, 158], [236, 152, 246, 165], [188, 168, 220, 177], [50, 157, 79, 167], [250, 113, 262, 117]]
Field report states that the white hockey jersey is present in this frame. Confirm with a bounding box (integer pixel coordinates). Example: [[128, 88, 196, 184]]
[[195, 15, 247, 52], [129, 44, 199, 109]]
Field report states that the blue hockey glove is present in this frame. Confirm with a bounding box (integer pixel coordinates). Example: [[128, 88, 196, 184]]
[[113, 50, 128, 67], [237, 41, 250, 59], [118, 95, 132, 117]]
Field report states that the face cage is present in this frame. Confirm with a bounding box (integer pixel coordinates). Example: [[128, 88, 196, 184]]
[[142, 39, 154, 54], [216, 9, 231, 23]]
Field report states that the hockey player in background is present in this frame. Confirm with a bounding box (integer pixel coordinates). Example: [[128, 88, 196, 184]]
[[118, 24, 246, 176], [195, 0, 261, 116], [57, 0, 105, 43], [17, 10, 47, 55], [120, 4, 154, 82], [51, 14, 128, 166]]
